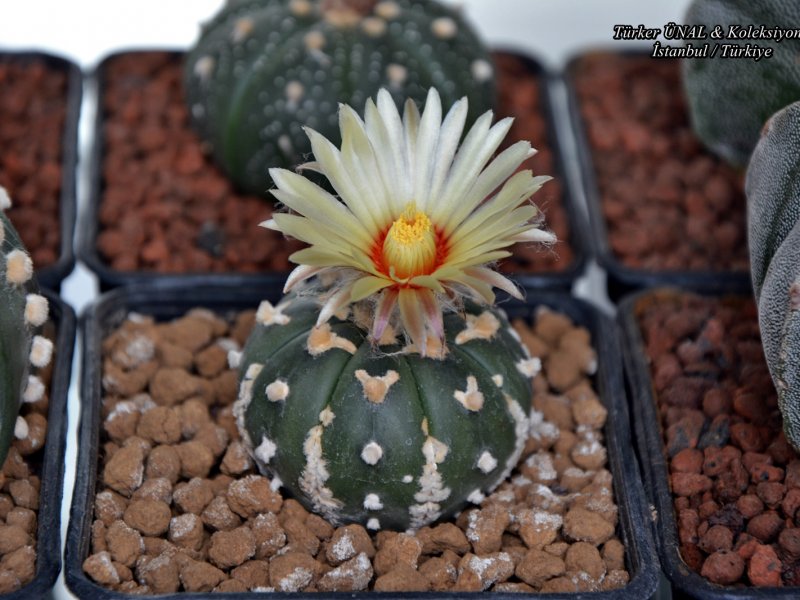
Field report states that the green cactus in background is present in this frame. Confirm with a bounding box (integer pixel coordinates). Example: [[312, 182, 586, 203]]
[[0, 188, 51, 466], [184, 0, 496, 196], [746, 101, 800, 449]]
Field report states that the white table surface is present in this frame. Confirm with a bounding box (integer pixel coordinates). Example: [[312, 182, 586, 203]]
[[0, 1, 692, 597]]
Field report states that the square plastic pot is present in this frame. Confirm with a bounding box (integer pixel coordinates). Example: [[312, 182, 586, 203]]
[[0, 51, 80, 290], [65, 282, 656, 599], [78, 48, 588, 293], [618, 287, 799, 599], [562, 49, 751, 302]]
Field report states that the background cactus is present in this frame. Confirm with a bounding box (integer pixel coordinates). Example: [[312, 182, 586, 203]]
[[682, 0, 800, 167], [234, 295, 533, 530], [746, 101, 800, 449], [184, 0, 495, 196], [0, 188, 51, 466]]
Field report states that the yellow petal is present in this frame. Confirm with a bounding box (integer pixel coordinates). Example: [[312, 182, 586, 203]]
[[350, 275, 394, 301]]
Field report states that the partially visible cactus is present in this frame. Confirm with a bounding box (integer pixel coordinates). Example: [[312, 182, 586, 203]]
[[745, 101, 800, 449], [184, 0, 495, 196], [0, 187, 51, 466]]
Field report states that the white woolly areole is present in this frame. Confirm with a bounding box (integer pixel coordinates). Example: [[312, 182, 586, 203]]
[[227, 350, 242, 369], [13, 416, 28, 440], [402, 475, 413, 484], [454, 375, 484, 412], [493, 394, 532, 488], [361, 16, 386, 37], [22, 375, 45, 403], [232, 362, 263, 449], [256, 300, 291, 326], [363, 493, 383, 510], [431, 16, 458, 39], [366, 517, 381, 531], [299, 425, 343, 522], [492, 374, 504, 387], [360, 441, 383, 465], [516, 357, 542, 378], [254, 435, 277, 466], [6, 250, 33, 285], [29, 335, 53, 368], [355, 369, 399, 404], [0, 186, 11, 210], [319, 406, 335, 427], [386, 63, 408, 87], [410, 436, 452, 528], [24, 294, 48, 327], [193, 55, 215, 82], [289, 0, 312, 17], [467, 489, 485, 505], [375, 1, 400, 19], [266, 379, 289, 402], [471, 59, 494, 83], [455, 311, 500, 345], [231, 17, 254, 43], [476, 451, 498, 474], [307, 323, 356, 356]]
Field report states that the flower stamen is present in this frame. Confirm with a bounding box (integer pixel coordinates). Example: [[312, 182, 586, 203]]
[[382, 203, 436, 279]]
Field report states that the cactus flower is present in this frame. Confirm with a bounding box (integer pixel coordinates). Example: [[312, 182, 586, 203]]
[[264, 88, 554, 353]]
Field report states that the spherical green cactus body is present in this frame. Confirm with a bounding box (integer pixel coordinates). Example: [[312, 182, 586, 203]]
[[682, 0, 800, 167], [0, 206, 49, 466], [234, 295, 533, 530], [746, 101, 800, 449], [184, 0, 495, 196]]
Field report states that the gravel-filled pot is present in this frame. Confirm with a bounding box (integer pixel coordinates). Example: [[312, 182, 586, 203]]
[[0, 290, 75, 597], [78, 48, 587, 292], [0, 51, 80, 290], [564, 50, 751, 302], [620, 287, 800, 597], [65, 282, 657, 598]]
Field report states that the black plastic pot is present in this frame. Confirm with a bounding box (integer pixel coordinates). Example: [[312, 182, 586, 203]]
[[618, 287, 798, 599], [65, 282, 656, 598], [562, 49, 750, 302], [0, 51, 80, 291], [78, 48, 588, 293], [2, 290, 76, 598]]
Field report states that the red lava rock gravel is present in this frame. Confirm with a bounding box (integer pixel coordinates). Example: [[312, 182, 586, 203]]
[[638, 291, 800, 587], [571, 53, 748, 272], [82, 305, 628, 593], [94, 51, 573, 276], [0, 57, 68, 269]]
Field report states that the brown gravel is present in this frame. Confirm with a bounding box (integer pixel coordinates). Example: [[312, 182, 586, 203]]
[[638, 291, 800, 587], [83, 304, 629, 593], [571, 53, 748, 272], [0, 57, 68, 269], [94, 51, 573, 277]]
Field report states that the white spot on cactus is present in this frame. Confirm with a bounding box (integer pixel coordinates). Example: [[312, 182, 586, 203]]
[[256, 300, 290, 326], [360, 441, 383, 465], [492, 374, 504, 387], [227, 350, 242, 369], [254, 436, 277, 465], [6, 250, 32, 285], [377, 323, 398, 346], [299, 425, 343, 522], [231, 17, 254, 43], [477, 451, 497, 474], [0, 186, 11, 210], [233, 363, 263, 448], [285, 81, 305, 109], [307, 323, 357, 356], [494, 393, 531, 488], [420, 418, 429, 435], [410, 435, 452, 528], [422, 436, 449, 464], [471, 59, 494, 83], [24, 294, 48, 327], [266, 379, 289, 402], [278, 135, 294, 156], [402, 335, 447, 359], [366, 517, 381, 531], [191, 103, 205, 119], [355, 369, 399, 403], [375, 1, 400, 19], [29, 335, 53, 368], [193, 56, 215, 83], [319, 406, 335, 427], [361, 16, 386, 37], [516, 357, 542, 378], [454, 375, 484, 412], [270, 475, 283, 491], [402, 475, 413, 484], [386, 63, 408, 88], [22, 375, 44, 404], [13, 416, 28, 440], [467, 489, 485, 505], [304, 30, 326, 51], [506, 326, 522, 343], [455, 311, 500, 345], [363, 493, 383, 510], [431, 17, 458, 39], [289, 0, 313, 17]]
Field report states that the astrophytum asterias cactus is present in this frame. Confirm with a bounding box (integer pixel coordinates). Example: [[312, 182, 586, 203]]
[[233, 88, 553, 530], [184, 0, 495, 195], [746, 101, 800, 449], [0, 187, 51, 466]]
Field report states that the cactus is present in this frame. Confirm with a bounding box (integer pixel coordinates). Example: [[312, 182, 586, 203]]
[[184, 0, 495, 196], [746, 101, 800, 449], [682, 0, 800, 167], [0, 187, 51, 466], [233, 88, 554, 529]]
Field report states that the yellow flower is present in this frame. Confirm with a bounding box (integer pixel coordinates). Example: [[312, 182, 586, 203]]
[[263, 88, 554, 354]]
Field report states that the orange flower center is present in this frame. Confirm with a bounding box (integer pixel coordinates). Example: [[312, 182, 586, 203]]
[[381, 203, 437, 280]]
